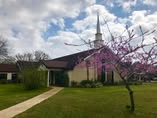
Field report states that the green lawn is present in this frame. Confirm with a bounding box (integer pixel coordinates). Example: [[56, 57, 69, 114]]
[[15, 84, 157, 118], [0, 84, 49, 110]]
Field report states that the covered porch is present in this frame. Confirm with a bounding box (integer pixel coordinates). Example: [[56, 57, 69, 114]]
[[47, 69, 69, 87]]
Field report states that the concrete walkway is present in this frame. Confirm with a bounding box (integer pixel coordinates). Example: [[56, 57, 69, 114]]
[[0, 87, 63, 118]]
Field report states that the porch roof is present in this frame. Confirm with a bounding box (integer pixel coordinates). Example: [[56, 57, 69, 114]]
[[42, 60, 68, 69]]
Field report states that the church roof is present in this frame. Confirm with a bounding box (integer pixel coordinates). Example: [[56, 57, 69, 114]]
[[42, 46, 113, 70], [42, 49, 96, 70]]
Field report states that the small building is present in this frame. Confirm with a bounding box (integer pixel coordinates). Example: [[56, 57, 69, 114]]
[[0, 64, 17, 81]]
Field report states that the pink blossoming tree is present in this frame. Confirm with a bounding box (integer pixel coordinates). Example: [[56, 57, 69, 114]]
[[94, 25, 157, 111], [65, 24, 157, 111]]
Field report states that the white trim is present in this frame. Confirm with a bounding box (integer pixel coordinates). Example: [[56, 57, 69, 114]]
[[7, 73, 12, 80]]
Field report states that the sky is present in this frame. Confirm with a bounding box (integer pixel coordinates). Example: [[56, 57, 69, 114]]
[[0, 0, 157, 59]]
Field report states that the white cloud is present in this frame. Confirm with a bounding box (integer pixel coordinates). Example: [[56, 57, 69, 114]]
[[47, 31, 88, 58], [129, 10, 157, 30], [128, 10, 157, 45], [73, 4, 116, 31], [143, 0, 157, 6], [51, 18, 65, 30], [130, 10, 148, 24], [0, 0, 95, 57], [0, 0, 156, 59], [115, 0, 137, 12]]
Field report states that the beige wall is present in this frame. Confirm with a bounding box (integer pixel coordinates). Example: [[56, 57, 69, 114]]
[[68, 67, 122, 85], [113, 71, 121, 82], [68, 66, 95, 84]]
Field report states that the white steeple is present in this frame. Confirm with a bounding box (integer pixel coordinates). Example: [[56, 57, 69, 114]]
[[94, 12, 104, 49], [97, 12, 101, 34]]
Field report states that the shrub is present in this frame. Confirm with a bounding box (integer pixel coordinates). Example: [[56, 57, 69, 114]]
[[85, 83, 92, 88], [80, 80, 93, 88], [80, 80, 103, 88], [128, 78, 143, 85], [92, 82, 103, 88], [71, 81, 78, 87], [21, 68, 47, 90]]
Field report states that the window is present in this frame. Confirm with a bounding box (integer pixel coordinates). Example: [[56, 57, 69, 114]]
[[0, 73, 7, 80], [12, 73, 17, 80]]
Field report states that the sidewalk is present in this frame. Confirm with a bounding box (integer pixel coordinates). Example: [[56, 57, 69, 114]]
[[0, 87, 63, 118]]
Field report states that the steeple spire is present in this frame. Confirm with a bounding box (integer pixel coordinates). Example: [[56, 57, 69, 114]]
[[97, 12, 101, 34], [94, 12, 104, 49]]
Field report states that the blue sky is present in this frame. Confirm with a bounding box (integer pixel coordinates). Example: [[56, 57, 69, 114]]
[[0, 0, 157, 58]]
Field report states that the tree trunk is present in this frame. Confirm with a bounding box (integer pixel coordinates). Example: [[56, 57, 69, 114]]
[[122, 77, 135, 112], [127, 86, 135, 111]]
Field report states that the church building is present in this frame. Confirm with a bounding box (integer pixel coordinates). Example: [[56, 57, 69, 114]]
[[40, 13, 121, 87]]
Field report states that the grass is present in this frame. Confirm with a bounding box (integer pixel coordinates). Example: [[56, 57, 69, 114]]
[[0, 84, 49, 110], [15, 83, 157, 118]]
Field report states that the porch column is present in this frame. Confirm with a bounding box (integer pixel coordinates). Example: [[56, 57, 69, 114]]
[[53, 71, 55, 85], [47, 70, 50, 87]]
